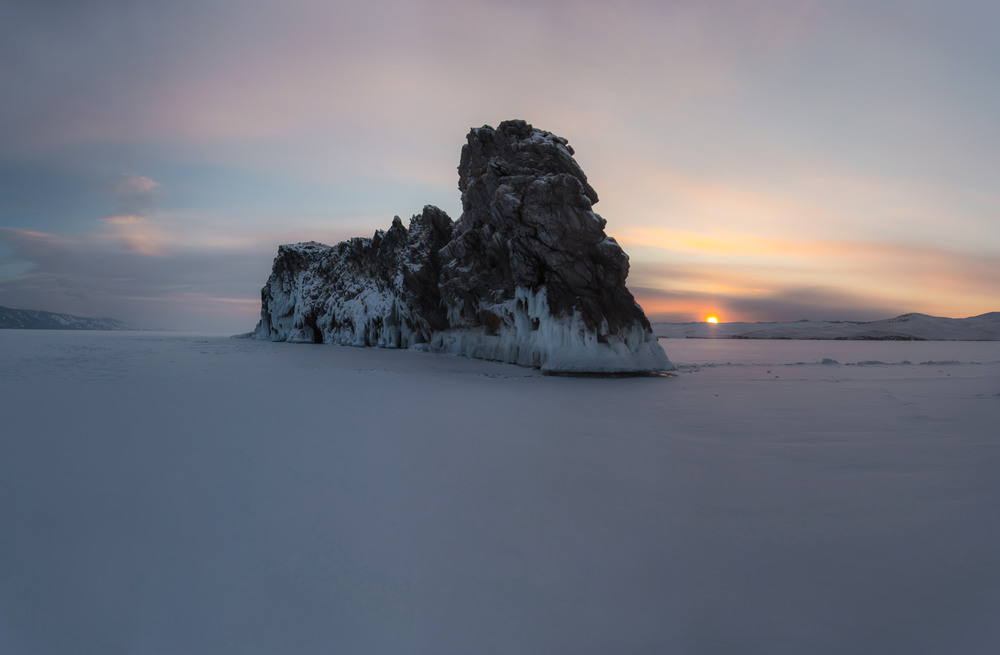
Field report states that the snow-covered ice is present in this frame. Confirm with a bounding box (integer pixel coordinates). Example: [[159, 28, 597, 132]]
[[1, 331, 998, 654]]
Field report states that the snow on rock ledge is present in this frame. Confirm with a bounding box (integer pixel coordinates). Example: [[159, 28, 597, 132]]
[[253, 120, 672, 374]]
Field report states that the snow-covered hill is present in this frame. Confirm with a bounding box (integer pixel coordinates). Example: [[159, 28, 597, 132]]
[[0, 306, 131, 330], [653, 312, 1000, 341]]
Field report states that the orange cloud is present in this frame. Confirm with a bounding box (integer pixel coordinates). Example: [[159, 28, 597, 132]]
[[623, 230, 1000, 321]]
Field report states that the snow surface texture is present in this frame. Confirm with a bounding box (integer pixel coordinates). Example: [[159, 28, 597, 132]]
[[2, 331, 999, 655], [655, 311, 1000, 341], [253, 120, 671, 374]]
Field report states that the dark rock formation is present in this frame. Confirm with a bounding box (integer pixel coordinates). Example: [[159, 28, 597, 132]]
[[254, 120, 672, 373]]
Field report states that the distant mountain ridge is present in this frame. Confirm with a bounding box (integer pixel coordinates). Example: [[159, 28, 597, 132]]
[[653, 312, 1000, 341], [0, 306, 131, 330]]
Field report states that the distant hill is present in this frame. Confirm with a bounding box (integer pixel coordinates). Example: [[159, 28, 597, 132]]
[[653, 312, 1000, 341], [0, 306, 132, 330]]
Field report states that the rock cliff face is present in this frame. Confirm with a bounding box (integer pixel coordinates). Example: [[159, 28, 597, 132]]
[[254, 120, 672, 373]]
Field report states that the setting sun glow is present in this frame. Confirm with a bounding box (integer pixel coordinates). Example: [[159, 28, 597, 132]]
[[706, 316, 719, 324]]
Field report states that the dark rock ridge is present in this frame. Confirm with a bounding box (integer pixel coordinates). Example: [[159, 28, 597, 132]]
[[253, 120, 672, 373], [0, 306, 131, 330]]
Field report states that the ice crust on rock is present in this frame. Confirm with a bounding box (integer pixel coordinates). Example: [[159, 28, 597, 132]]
[[253, 120, 672, 373]]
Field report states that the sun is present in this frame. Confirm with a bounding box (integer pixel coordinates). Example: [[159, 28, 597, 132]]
[[706, 316, 719, 324]]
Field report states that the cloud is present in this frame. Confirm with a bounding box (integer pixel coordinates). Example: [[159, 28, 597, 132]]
[[97, 174, 169, 255], [108, 174, 162, 211], [0, 1, 830, 162], [2, 0, 998, 331], [625, 233, 1000, 322], [0, 226, 272, 331], [112, 174, 161, 198], [630, 283, 906, 324], [100, 214, 167, 256]]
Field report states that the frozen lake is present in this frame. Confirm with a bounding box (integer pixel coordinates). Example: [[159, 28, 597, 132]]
[[2, 331, 998, 654]]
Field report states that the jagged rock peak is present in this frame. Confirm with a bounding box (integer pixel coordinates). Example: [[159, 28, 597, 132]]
[[253, 121, 672, 374], [443, 120, 648, 337], [459, 120, 598, 204]]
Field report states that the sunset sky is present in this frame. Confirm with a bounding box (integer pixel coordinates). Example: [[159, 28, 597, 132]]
[[2, 0, 998, 331]]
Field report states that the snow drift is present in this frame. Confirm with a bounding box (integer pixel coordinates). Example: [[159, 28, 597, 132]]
[[253, 120, 671, 374]]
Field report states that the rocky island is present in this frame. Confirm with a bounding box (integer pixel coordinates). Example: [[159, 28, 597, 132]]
[[253, 120, 672, 374]]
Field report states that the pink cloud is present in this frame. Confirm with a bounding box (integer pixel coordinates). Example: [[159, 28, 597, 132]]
[[100, 214, 168, 257], [112, 175, 161, 197]]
